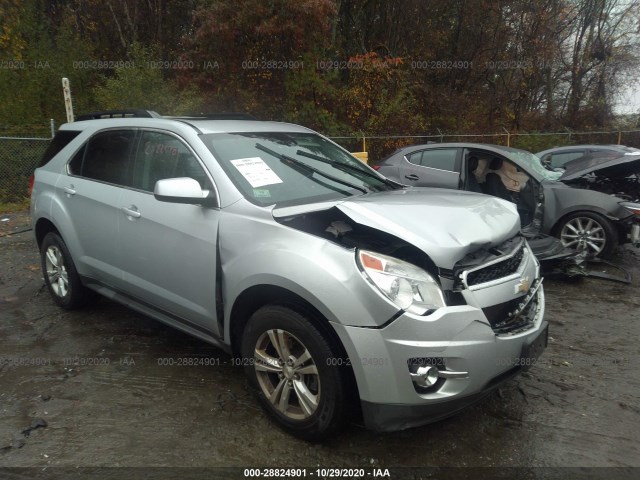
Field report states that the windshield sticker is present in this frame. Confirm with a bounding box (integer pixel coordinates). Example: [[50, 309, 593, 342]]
[[253, 189, 271, 198], [231, 157, 283, 188]]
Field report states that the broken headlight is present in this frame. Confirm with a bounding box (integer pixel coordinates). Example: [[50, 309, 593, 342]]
[[357, 250, 445, 315], [620, 201, 640, 215]]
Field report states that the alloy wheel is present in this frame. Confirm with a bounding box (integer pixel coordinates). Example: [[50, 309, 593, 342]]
[[253, 329, 320, 420], [560, 216, 606, 256], [45, 245, 69, 297]]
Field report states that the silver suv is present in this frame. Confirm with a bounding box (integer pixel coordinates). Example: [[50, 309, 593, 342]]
[[31, 111, 548, 440]]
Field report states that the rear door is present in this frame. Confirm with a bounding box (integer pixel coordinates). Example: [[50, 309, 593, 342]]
[[61, 129, 136, 288], [399, 147, 461, 188], [118, 129, 221, 335]]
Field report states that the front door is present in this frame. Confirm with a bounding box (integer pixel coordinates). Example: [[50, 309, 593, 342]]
[[118, 130, 221, 335]]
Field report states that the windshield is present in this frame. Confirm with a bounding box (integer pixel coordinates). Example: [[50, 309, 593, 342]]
[[202, 131, 394, 206], [510, 151, 562, 181]]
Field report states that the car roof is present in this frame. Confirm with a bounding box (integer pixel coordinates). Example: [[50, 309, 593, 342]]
[[389, 142, 528, 157], [59, 117, 313, 135]]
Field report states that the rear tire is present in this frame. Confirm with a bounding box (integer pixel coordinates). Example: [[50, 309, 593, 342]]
[[40, 232, 94, 309], [555, 211, 618, 259], [240, 305, 350, 441]]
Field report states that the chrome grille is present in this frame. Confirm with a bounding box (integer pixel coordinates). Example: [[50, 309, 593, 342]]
[[465, 244, 525, 287]]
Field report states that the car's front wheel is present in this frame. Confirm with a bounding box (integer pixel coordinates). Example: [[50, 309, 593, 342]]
[[241, 305, 351, 441], [556, 211, 618, 258], [40, 232, 93, 309]]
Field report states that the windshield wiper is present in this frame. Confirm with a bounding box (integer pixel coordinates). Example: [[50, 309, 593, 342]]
[[296, 149, 398, 188], [255, 143, 368, 194]]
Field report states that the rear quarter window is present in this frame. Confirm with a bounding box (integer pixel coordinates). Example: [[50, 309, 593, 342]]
[[38, 130, 81, 168]]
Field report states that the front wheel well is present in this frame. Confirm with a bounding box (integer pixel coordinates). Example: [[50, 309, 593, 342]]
[[229, 285, 339, 358], [228, 284, 362, 421]]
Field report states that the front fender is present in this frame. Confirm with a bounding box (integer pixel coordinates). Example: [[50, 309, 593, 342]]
[[219, 213, 401, 337], [544, 184, 631, 232]]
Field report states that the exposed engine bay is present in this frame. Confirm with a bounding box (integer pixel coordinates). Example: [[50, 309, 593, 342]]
[[563, 173, 640, 202], [276, 206, 437, 273]]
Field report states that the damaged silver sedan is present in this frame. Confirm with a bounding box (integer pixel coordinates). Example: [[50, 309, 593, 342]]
[[31, 114, 548, 440]]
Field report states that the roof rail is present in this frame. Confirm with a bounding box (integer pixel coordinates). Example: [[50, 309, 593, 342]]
[[75, 110, 161, 121], [170, 113, 258, 120]]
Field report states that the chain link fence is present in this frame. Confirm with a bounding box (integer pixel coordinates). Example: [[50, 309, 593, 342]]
[[3, 123, 640, 205], [331, 129, 640, 164], [0, 136, 51, 205], [0, 122, 54, 206]]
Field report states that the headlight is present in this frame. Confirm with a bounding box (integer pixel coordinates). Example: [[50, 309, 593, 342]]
[[619, 201, 640, 215], [357, 250, 446, 315]]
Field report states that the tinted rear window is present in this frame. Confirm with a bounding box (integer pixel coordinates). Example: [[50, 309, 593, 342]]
[[38, 130, 81, 167]]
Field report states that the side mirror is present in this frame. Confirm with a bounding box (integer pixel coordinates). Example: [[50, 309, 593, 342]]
[[154, 177, 217, 207]]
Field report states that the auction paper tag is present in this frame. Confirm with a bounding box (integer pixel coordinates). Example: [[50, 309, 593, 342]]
[[230, 157, 283, 188]]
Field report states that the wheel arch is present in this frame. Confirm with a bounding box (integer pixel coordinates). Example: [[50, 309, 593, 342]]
[[34, 217, 61, 248], [228, 284, 362, 423], [229, 284, 345, 359]]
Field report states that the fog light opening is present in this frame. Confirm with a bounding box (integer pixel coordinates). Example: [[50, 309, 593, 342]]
[[412, 365, 440, 388]]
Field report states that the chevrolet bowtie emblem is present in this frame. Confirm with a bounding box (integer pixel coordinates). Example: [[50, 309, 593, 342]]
[[515, 276, 530, 294]]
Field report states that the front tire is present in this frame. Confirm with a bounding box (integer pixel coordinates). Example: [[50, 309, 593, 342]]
[[556, 211, 618, 259], [40, 232, 93, 309], [241, 305, 350, 441]]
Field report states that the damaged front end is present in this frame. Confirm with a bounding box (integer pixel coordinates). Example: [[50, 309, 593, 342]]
[[522, 231, 587, 278], [559, 154, 640, 250]]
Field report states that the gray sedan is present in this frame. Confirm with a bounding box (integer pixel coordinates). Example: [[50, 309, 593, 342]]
[[376, 143, 640, 258]]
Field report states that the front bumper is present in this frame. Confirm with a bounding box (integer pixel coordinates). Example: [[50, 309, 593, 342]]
[[331, 240, 547, 432]]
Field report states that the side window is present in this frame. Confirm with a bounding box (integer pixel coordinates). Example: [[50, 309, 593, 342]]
[[68, 145, 86, 175], [132, 131, 211, 192], [407, 151, 423, 165], [420, 149, 458, 172], [81, 130, 136, 185], [550, 151, 584, 168], [39, 130, 81, 168]]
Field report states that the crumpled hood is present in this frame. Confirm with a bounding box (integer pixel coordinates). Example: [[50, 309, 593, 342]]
[[560, 154, 640, 180], [274, 188, 521, 268]]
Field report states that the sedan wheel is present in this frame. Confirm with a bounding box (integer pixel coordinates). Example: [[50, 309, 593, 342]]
[[557, 212, 617, 258]]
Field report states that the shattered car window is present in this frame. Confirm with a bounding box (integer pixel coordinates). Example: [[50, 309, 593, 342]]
[[513, 151, 562, 181]]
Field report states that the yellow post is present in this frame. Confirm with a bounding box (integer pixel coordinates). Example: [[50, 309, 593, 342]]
[[618, 130, 622, 145], [351, 135, 368, 164]]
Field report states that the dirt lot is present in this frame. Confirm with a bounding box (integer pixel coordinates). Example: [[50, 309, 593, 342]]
[[1, 211, 639, 478]]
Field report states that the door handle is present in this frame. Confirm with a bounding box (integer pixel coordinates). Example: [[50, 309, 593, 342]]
[[404, 174, 419, 181], [63, 186, 76, 196], [121, 206, 141, 219]]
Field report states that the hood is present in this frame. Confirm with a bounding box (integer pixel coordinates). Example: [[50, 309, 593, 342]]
[[274, 188, 521, 268], [560, 154, 640, 181]]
